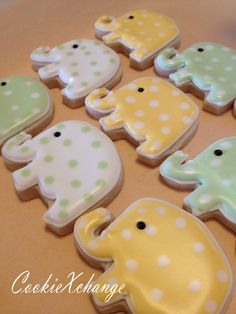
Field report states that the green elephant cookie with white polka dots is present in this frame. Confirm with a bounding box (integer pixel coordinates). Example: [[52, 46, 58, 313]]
[[2, 120, 123, 235], [0, 76, 53, 148], [155, 42, 236, 115], [31, 39, 121, 108]]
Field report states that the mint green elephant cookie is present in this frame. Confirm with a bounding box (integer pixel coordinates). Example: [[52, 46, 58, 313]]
[[160, 137, 236, 231], [0, 76, 53, 147], [155, 42, 236, 115]]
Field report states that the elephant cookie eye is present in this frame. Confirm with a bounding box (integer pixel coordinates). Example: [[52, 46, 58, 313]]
[[54, 131, 61, 137], [72, 44, 79, 49], [197, 48, 204, 52], [128, 15, 134, 19], [138, 87, 144, 93], [214, 149, 223, 156], [136, 221, 146, 230], [0, 81, 7, 87]]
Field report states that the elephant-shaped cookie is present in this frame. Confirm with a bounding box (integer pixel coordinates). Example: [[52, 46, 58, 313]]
[[74, 198, 233, 314], [85, 77, 199, 166], [155, 42, 236, 115], [160, 137, 236, 232], [95, 9, 180, 70], [31, 39, 121, 108], [0, 76, 53, 148], [2, 121, 123, 235]]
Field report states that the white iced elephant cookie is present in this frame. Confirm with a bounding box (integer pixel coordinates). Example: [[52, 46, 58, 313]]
[[31, 39, 121, 108], [2, 121, 123, 235]]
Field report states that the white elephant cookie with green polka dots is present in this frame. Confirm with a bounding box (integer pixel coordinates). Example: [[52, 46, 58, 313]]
[[75, 198, 233, 314], [2, 120, 123, 235], [160, 137, 236, 232], [31, 39, 121, 108], [0, 76, 53, 148], [155, 42, 236, 115]]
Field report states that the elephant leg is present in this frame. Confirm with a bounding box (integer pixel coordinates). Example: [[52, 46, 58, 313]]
[[130, 44, 152, 62], [13, 163, 38, 191], [137, 138, 162, 157], [39, 62, 59, 79], [169, 69, 192, 85], [220, 197, 236, 224], [100, 112, 124, 131], [184, 185, 220, 217], [45, 197, 73, 223], [207, 84, 236, 107]]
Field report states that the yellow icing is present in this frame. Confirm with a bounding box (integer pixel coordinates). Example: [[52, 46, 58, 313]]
[[86, 77, 199, 161], [75, 199, 233, 314], [95, 10, 179, 62]]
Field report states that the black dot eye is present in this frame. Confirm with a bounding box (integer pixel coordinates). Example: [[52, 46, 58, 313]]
[[1, 81, 7, 86], [214, 149, 223, 156], [54, 131, 61, 137], [138, 87, 144, 92], [197, 48, 204, 52], [128, 15, 134, 19], [72, 44, 79, 49], [136, 221, 146, 230]]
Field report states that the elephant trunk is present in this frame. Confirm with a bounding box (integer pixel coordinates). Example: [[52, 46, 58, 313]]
[[74, 208, 113, 261], [155, 48, 185, 74], [30, 46, 54, 64], [95, 15, 117, 38], [160, 151, 199, 187], [2, 132, 35, 164]]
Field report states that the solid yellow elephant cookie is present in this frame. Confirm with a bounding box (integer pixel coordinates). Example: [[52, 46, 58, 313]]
[[85, 77, 199, 166], [95, 9, 180, 69], [74, 198, 233, 314]]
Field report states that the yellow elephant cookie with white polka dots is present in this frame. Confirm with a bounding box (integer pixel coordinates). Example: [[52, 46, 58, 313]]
[[85, 77, 199, 166], [95, 9, 180, 69], [74, 198, 233, 314]]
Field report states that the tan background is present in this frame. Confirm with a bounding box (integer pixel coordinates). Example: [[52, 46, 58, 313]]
[[0, 0, 235, 313]]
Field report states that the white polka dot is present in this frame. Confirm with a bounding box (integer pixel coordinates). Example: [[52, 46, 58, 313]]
[[122, 229, 132, 240], [204, 75, 212, 81], [139, 31, 145, 35], [134, 121, 145, 129], [14, 117, 21, 123], [218, 90, 226, 96], [110, 112, 120, 121], [142, 48, 148, 53], [78, 219, 87, 229], [108, 277, 117, 286], [93, 99, 101, 106], [182, 116, 192, 124], [138, 207, 147, 214], [124, 28, 130, 32], [3, 90, 12, 96], [149, 100, 159, 107], [217, 270, 228, 282], [206, 45, 214, 50], [222, 179, 233, 186], [194, 242, 205, 253], [218, 77, 227, 82], [135, 110, 144, 117], [25, 81, 33, 86], [232, 55, 236, 60], [137, 21, 143, 25], [130, 36, 137, 40], [11, 105, 19, 111], [172, 90, 180, 96], [156, 207, 166, 215], [97, 208, 108, 216], [154, 22, 161, 27], [199, 193, 212, 204], [195, 57, 202, 62], [107, 96, 116, 104], [31, 92, 40, 98], [127, 84, 137, 90], [126, 259, 138, 272], [211, 57, 219, 63], [205, 300, 217, 313], [181, 103, 190, 110], [32, 107, 41, 114], [125, 96, 136, 104], [185, 166, 195, 173], [159, 114, 169, 121], [152, 140, 162, 150], [176, 217, 186, 229], [222, 47, 230, 52], [145, 225, 157, 236], [188, 280, 201, 292], [146, 37, 152, 42], [157, 255, 170, 267], [149, 85, 158, 92], [220, 141, 232, 149], [210, 158, 222, 167], [225, 66, 233, 71], [161, 127, 171, 135], [151, 289, 163, 301], [88, 240, 98, 249]]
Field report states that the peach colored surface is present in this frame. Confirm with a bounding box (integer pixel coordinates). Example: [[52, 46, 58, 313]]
[[0, 1, 235, 313]]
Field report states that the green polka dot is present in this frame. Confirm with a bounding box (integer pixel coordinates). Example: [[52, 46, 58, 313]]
[[67, 85, 73, 90], [60, 199, 69, 207], [54, 61, 61, 65], [42, 67, 49, 72], [44, 155, 53, 163], [98, 161, 108, 169], [71, 71, 79, 77], [71, 179, 81, 188], [94, 41, 101, 46], [71, 62, 78, 66], [80, 46, 86, 50], [81, 126, 91, 133], [84, 51, 91, 55], [110, 58, 116, 64], [66, 51, 74, 56], [40, 137, 50, 144], [90, 61, 97, 66], [96, 179, 107, 187], [94, 71, 101, 76], [83, 193, 93, 202], [91, 140, 101, 148], [20, 146, 30, 153], [58, 45, 65, 50], [81, 81, 88, 87], [44, 176, 54, 184], [58, 210, 69, 219], [21, 169, 31, 177], [57, 124, 65, 130], [68, 160, 78, 168], [103, 49, 110, 54], [6, 143, 13, 151], [63, 139, 72, 147]]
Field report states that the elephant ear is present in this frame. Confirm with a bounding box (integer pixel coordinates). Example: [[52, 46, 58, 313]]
[[95, 15, 117, 38]]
